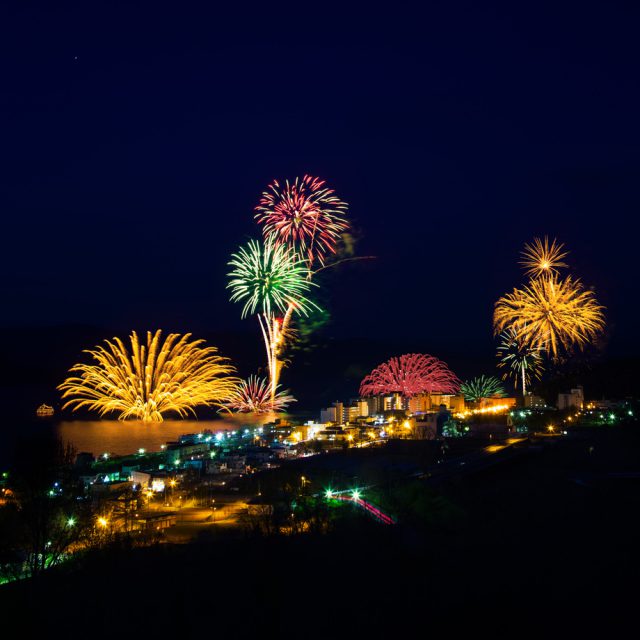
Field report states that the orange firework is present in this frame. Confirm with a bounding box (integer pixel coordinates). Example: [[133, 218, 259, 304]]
[[494, 275, 605, 359]]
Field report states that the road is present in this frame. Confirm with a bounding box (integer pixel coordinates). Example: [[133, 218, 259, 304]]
[[146, 495, 249, 542]]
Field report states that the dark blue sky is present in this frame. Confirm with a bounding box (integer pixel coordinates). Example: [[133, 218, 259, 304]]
[[2, 1, 639, 361]]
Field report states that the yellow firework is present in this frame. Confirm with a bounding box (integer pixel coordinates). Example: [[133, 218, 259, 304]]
[[58, 330, 239, 421], [519, 236, 569, 277], [494, 275, 605, 359]]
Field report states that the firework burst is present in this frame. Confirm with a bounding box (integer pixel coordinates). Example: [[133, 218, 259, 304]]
[[223, 376, 296, 413], [460, 375, 506, 403], [227, 238, 319, 319], [360, 353, 460, 398], [496, 326, 544, 395], [494, 274, 605, 359], [58, 331, 239, 422], [520, 236, 569, 277], [255, 175, 349, 267]]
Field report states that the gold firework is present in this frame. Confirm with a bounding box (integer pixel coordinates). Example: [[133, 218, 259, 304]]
[[58, 330, 239, 421], [493, 275, 605, 359], [520, 236, 569, 277]]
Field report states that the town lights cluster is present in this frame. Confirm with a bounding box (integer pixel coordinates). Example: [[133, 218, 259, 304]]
[[455, 404, 512, 418]]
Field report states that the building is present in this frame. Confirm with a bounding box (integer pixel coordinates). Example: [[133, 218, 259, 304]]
[[352, 400, 369, 418], [365, 396, 383, 417], [165, 442, 210, 466], [448, 395, 466, 413], [320, 406, 338, 424], [344, 401, 369, 423], [224, 454, 247, 472], [471, 397, 517, 410], [320, 401, 345, 424], [413, 413, 438, 439], [557, 386, 584, 411], [316, 426, 347, 441], [131, 510, 176, 532], [90, 480, 133, 496], [383, 394, 404, 411], [524, 393, 546, 409], [206, 460, 229, 474], [408, 394, 429, 414]]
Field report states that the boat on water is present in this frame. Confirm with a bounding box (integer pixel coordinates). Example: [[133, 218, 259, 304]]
[[36, 404, 55, 417]]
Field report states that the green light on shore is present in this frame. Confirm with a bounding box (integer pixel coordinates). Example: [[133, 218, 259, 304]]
[[67, 517, 76, 527], [325, 489, 334, 499], [352, 489, 361, 501]]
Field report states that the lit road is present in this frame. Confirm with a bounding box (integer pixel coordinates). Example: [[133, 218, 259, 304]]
[[147, 496, 249, 542], [333, 494, 396, 525], [323, 437, 528, 526], [412, 437, 527, 485]]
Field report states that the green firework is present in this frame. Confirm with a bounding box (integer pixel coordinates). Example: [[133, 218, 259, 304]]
[[496, 326, 544, 394], [227, 238, 319, 318], [460, 375, 506, 402]]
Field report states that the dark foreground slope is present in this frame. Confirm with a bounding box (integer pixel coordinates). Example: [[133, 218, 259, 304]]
[[2, 427, 640, 638]]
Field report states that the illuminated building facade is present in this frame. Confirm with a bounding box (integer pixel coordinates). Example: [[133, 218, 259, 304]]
[[557, 386, 584, 410], [524, 393, 546, 409]]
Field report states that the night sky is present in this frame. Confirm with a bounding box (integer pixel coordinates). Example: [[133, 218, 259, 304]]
[[3, 2, 640, 374]]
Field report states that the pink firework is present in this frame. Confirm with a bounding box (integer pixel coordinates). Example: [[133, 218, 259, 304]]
[[223, 376, 296, 413], [359, 353, 461, 398], [254, 175, 349, 267]]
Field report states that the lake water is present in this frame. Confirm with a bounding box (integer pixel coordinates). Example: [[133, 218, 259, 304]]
[[0, 385, 311, 465], [56, 415, 281, 456], [0, 413, 287, 466]]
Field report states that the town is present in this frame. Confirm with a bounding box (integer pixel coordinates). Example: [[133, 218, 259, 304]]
[[3, 386, 633, 547]]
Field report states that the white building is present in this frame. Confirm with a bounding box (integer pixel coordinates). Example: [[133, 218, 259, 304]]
[[557, 386, 584, 411]]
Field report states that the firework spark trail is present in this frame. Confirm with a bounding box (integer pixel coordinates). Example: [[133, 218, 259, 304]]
[[360, 353, 460, 398], [230, 176, 350, 404], [460, 375, 506, 402], [493, 274, 605, 359], [222, 375, 296, 413], [255, 175, 349, 268], [496, 326, 544, 395], [227, 238, 319, 402], [520, 236, 569, 278], [227, 237, 319, 319], [58, 331, 239, 421]]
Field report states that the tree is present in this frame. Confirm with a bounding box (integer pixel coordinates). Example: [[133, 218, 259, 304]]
[[2, 434, 91, 579]]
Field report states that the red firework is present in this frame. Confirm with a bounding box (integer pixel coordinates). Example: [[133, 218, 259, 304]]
[[254, 175, 349, 267], [359, 353, 461, 398], [223, 376, 295, 413]]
